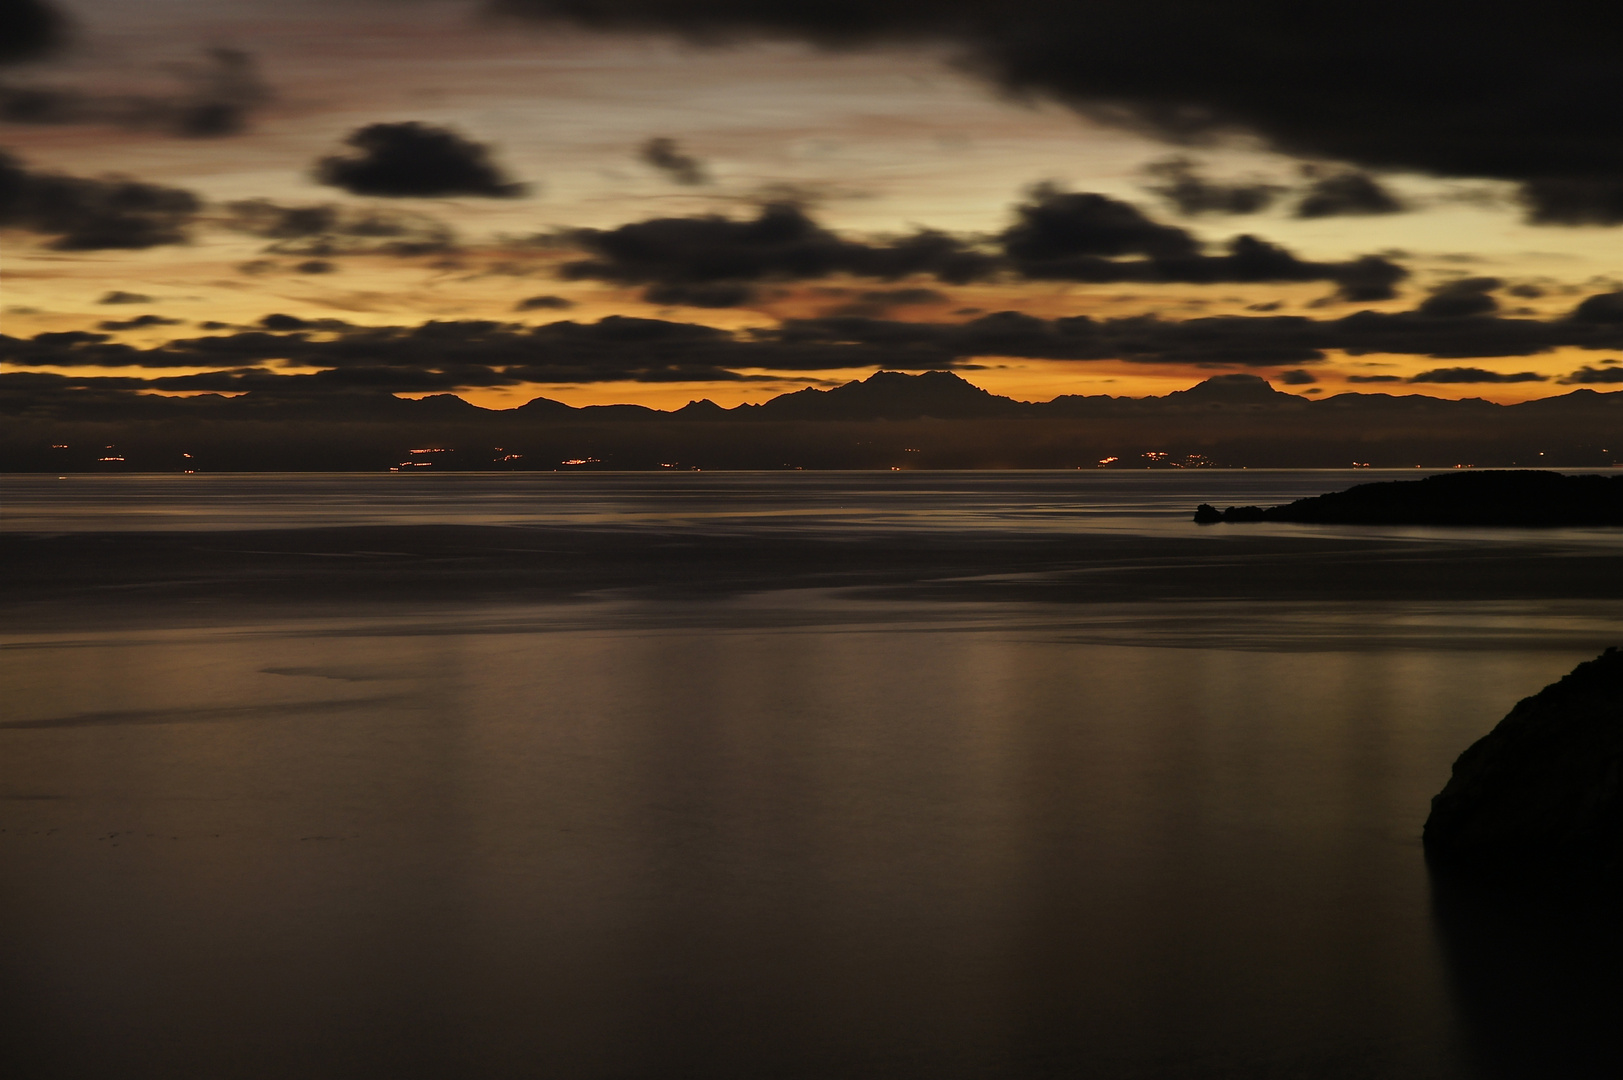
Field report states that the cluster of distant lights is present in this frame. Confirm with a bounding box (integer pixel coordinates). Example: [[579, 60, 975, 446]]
[[1092, 452, 1215, 468], [44, 443, 1612, 473], [389, 447, 450, 470], [386, 448, 645, 470]]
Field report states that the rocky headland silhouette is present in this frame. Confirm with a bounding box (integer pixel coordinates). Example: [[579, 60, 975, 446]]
[[1423, 647, 1623, 880], [1194, 470, 1623, 526]]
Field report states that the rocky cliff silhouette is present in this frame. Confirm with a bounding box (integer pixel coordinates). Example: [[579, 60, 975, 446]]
[[1423, 647, 1623, 879]]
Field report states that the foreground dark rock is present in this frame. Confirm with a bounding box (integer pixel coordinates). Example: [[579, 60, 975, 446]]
[[1423, 647, 1623, 879], [1195, 470, 1623, 526]]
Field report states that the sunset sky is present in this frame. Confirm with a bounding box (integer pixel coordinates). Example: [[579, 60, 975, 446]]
[[4, 0, 1621, 409]]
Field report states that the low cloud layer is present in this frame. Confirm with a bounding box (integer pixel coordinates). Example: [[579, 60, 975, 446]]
[[7, 290, 1622, 393], [314, 122, 530, 198]]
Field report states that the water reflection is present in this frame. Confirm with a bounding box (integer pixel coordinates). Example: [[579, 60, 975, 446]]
[[1429, 872, 1623, 1079], [3, 601, 1610, 1078], [7, 470, 1619, 547]]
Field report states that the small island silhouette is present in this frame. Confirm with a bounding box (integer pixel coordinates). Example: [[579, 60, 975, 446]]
[[1424, 647, 1623, 881], [1194, 470, 1623, 526]]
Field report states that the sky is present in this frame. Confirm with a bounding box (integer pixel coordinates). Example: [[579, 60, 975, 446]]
[[3, 0, 1621, 409]]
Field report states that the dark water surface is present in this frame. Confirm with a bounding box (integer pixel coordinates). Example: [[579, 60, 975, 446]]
[[2, 473, 1620, 1078], [7, 468, 1621, 543]]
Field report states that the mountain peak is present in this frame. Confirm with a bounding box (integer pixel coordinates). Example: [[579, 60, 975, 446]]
[[1163, 374, 1308, 410], [1173, 374, 1282, 398], [673, 398, 730, 419], [756, 369, 1021, 420]]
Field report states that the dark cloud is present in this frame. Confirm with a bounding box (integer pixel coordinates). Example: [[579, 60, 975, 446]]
[[1416, 277, 1501, 319], [515, 294, 576, 311], [1571, 290, 1623, 324], [1408, 367, 1547, 383], [221, 198, 458, 256], [490, 1, 1623, 227], [97, 290, 153, 305], [1140, 157, 1283, 215], [638, 136, 709, 185], [643, 281, 758, 308], [98, 314, 182, 331], [1002, 189, 1407, 301], [1347, 375, 1402, 383], [1003, 186, 1195, 260], [1293, 170, 1404, 218], [0, 49, 271, 137], [0, 150, 200, 249], [1519, 178, 1623, 226], [258, 313, 354, 332], [294, 259, 336, 274], [1276, 368, 1317, 385], [314, 122, 529, 198], [0, 0, 69, 65], [562, 192, 1407, 303], [1559, 364, 1623, 384], [562, 201, 999, 303]]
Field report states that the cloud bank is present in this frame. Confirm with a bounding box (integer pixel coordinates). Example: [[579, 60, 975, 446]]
[[489, 0, 1623, 225], [562, 190, 1409, 305], [7, 290, 1622, 392]]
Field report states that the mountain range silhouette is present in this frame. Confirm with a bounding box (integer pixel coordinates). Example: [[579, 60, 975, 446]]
[[6, 370, 1620, 471]]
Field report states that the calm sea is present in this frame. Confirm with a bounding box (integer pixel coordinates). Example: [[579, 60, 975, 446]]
[[3, 472, 1620, 1079], [4, 468, 1622, 542]]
